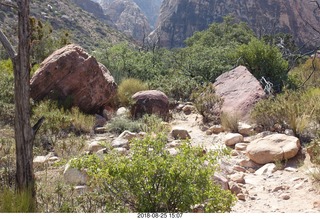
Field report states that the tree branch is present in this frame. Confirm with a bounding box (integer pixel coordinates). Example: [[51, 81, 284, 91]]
[[311, 0, 320, 10], [32, 116, 45, 137], [0, 29, 17, 59], [0, 0, 18, 10]]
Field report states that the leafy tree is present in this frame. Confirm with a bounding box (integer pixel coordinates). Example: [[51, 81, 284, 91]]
[[95, 42, 175, 84], [185, 16, 254, 48], [235, 38, 289, 91], [178, 16, 255, 82], [30, 17, 71, 65], [148, 73, 200, 101], [177, 45, 234, 81]]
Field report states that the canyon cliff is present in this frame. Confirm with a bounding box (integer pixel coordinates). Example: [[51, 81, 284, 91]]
[[149, 0, 320, 49]]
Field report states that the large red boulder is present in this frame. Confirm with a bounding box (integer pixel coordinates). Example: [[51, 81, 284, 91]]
[[130, 90, 169, 120], [213, 66, 266, 121], [30, 44, 117, 114]]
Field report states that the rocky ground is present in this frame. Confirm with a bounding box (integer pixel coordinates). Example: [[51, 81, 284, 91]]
[[33, 109, 320, 213], [169, 111, 320, 213]]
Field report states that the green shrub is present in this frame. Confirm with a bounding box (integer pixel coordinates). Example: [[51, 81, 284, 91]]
[[0, 59, 14, 126], [31, 100, 94, 156], [106, 116, 143, 134], [117, 78, 148, 107], [180, 16, 255, 82], [32, 100, 95, 135], [288, 57, 320, 89], [191, 84, 223, 124], [71, 134, 236, 212], [148, 74, 200, 101], [236, 38, 289, 91], [138, 114, 170, 134], [106, 114, 169, 135], [251, 88, 320, 138]]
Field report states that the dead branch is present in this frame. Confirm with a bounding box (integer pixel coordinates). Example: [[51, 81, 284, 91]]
[[0, 29, 17, 59], [311, 1, 320, 10], [0, 0, 18, 10], [301, 49, 319, 87]]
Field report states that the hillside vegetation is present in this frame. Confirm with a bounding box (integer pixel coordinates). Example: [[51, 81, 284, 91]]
[[0, 0, 133, 58]]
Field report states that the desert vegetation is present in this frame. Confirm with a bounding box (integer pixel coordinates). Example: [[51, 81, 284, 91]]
[[1, 15, 320, 213]]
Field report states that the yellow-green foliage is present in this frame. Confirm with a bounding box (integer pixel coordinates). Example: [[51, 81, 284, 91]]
[[289, 57, 320, 88], [252, 88, 320, 137], [117, 78, 148, 107], [0, 187, 35, 212], [0, 59, 14, 125], [221, 113, 240, 133], [32, 100, 95, 136]]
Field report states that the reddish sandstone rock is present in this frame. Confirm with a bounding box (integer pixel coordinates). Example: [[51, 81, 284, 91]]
[[130, 90, 169, 120], [30, 44, 117, 114], [213, 65, 266, 121]]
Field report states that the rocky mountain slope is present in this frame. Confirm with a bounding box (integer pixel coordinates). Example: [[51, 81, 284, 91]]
[[98, 0, 162, 29], [70, 0, 108, 22], [100, 0, 151, 42], [149, 0, 320, 49], [0, 0, 133, 52]]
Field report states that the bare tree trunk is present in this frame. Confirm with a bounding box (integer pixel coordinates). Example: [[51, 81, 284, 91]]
[[0, 0, 35, 211], [14, 0, 35, 210]]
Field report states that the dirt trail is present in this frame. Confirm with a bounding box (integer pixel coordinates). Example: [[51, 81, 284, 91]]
[[171, 111, 320, 213]]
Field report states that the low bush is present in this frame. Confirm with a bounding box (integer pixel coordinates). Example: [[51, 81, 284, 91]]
[[221, 113, 240, 133], [0, 187, 35, 212], [117, 78, 148, 107], [71, 133, 236, 212], [106, 114, 169, 135], [31, 100, 94, 155], [288, 57, 320, 89], [106, 116, 142, 134], [191, 83, 223, 124], [31, 100, 95, 136], [251, 88, 320, 139]]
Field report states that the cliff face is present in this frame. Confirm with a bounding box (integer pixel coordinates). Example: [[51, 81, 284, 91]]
[[71, 0, 107, 21], [133, 0, 163, 28], [99, 0, 162, 29], [149, 0, 320, 48], [102, 0, 151, 42]]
